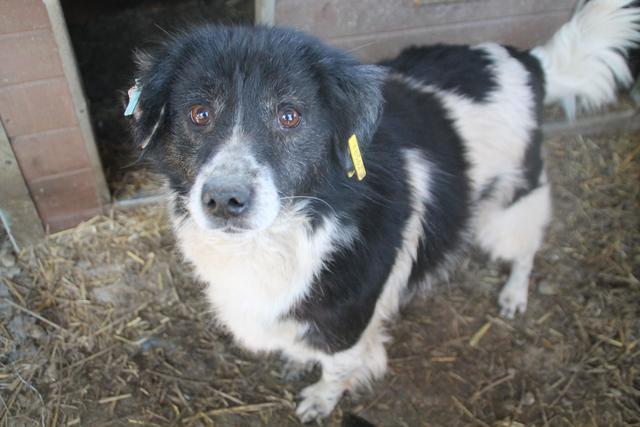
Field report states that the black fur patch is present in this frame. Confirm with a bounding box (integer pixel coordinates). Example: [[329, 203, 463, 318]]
[[512, 127, 543, 204], [291, 114, 412, 352], [393, 84, 470, 286], [504, 47, 546, 204], [292, 79, 470, 353], [381, 44, 498, 102]]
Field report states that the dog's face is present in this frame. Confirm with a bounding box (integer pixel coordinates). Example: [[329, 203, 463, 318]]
[[130, 26, 384, 233]]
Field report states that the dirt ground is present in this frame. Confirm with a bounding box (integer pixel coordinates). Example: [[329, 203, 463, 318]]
[[1, 128, 639, 426]]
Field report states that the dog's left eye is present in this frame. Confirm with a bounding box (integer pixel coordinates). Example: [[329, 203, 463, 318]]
[[190, 105, 211, 126], [278, 108, 301, 129]]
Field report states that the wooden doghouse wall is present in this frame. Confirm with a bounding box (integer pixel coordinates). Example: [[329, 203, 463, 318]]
[[0, 0, 107, 234], [260, 0, 578, 62]]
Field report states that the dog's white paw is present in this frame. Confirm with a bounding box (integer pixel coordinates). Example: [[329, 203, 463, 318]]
[[498, 283, 528, 319], [296, 380, 343, 423]]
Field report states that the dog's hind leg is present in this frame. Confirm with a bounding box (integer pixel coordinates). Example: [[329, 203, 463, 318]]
[[475, 183, 552, 318]]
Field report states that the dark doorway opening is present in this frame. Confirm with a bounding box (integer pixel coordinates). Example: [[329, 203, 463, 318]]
[[60, 0, 254, 200]]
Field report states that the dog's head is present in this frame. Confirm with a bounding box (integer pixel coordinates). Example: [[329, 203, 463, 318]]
[[129, 25, 385, 233]]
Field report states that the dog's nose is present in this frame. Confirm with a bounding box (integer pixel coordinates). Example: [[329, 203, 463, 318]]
[[201, 177, 252, 218]]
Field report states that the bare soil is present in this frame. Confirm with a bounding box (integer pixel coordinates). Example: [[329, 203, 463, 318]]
[[1, 130, 639, 427]]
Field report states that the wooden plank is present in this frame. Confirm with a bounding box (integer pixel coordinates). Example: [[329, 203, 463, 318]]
[[274, 0, 576, 40], [630, 77, 640, 106], [255, 0, 276, 25], [543, 109, 640, 139], [42, 0, 110, 207], [327, 11, 573, 62], [0, 119, 44, 251]]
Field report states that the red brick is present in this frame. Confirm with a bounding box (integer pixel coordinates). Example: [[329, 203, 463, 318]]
[[0, 0, 50, 35], [0, 78, 78, 138], [11, 127, 91, 182], [0, 30, 64, 87], [28, 168, 101, 232]]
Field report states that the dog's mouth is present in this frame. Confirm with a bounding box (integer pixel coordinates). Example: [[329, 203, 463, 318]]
[[194, 217, 255, 234], [219, 224, 252, 234]]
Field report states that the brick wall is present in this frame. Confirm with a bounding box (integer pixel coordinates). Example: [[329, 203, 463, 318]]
[[0, 0, 103, 232], [271, 0, 577, 62]]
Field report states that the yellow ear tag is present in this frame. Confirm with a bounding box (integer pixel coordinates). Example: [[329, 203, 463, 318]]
[[347, 134, 366, 181]]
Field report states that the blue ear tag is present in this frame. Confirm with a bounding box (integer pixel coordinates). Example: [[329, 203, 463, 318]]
[[124, 80, 142, 116]]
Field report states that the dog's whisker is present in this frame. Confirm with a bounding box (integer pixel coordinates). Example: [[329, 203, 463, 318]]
[[154, 23, 174, 38], [280, 196, 337, 216]]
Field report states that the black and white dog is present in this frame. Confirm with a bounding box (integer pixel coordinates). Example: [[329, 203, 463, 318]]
[[128, 0, 640, 421]]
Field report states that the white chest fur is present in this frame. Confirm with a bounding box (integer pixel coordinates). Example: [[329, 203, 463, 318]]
[[172, 209, 351, 355]]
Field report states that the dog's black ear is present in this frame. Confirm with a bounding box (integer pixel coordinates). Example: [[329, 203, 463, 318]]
[[128, 45, 184, 153], [326, 64, 386, 177]]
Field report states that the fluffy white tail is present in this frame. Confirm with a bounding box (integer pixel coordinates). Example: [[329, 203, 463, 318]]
[[532, 0, 640, 117]]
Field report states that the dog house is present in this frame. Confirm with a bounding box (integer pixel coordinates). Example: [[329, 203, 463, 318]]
[[3, 0, 638, 248]]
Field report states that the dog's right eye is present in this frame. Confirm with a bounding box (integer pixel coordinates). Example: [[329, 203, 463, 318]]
[[190, 105, 210, 126], [277, 108, 302, 129]]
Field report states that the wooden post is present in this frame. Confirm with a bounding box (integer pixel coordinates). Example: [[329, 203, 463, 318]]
[[255, 0, 276, 25], [0, 120, 44, 251], [42, 0, 111, 206], [630, 76, 640, 107]]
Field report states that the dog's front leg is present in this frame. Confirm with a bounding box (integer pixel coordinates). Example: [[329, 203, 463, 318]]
[[295, 322, 388, 422], [295, 366, 346, 423]]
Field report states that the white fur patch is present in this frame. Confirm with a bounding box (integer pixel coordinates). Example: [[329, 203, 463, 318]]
[[372, 148, 431, 322], [389, 43, 537, 196], [476, 183, 551, 262], [532, 0, 640, 116], [173, 205, 355, 356], [139, 105, 165, 149]]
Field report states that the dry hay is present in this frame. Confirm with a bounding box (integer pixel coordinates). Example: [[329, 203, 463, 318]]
[[1, 131, 639, 426]]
